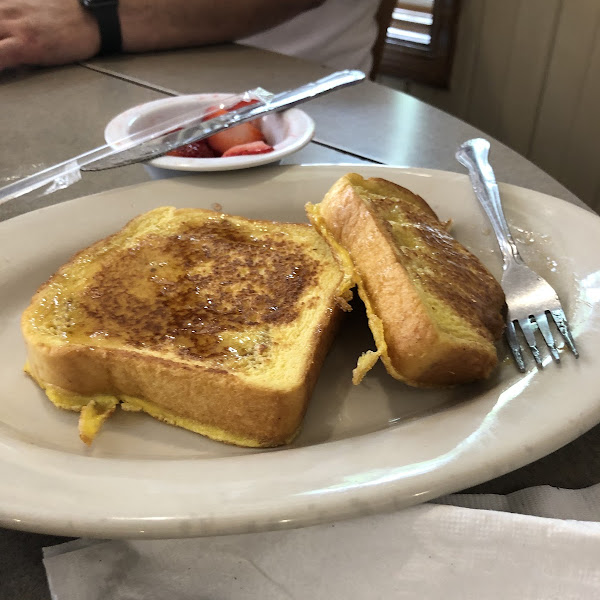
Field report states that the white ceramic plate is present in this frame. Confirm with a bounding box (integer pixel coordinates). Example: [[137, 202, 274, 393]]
[[1, 165, 599, 539], [104, 93, 315, 172]]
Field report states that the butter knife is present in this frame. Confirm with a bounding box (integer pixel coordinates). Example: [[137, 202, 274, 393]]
[[82, 69, 366, 171]]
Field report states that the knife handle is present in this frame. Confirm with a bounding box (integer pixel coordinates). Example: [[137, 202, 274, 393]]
[[254, 70, 366, 114]]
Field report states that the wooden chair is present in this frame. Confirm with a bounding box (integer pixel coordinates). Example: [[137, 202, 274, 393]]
[[370, 0, 397, 80]]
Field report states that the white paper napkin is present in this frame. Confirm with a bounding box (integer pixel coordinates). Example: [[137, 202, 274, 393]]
[[43, 484, 600, 600], [437, 483, 600, 521]]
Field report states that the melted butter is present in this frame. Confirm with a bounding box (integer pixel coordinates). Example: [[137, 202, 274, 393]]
[[369, 191, 505, 336], [546, 257, 559, 273], [30, 217, 322, 363], [510, 226, 562, 278], [513, 226, 550, 246]]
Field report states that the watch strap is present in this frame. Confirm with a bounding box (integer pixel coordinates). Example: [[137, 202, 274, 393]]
[[82, 0, 122, 56]]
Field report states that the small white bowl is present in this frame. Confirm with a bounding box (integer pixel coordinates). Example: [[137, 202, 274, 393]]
[[104, 93, 315, 172]]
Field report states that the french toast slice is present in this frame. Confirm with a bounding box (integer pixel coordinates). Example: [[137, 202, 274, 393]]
[[22, 206, 352, 447], [306, 173, 506, 387]]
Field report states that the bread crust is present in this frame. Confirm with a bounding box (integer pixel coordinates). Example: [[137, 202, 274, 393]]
[[307, 174, 506, 387], [24, 305, 342, 447]]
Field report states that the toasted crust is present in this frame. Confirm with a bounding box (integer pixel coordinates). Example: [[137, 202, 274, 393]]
[[307, 173, 506, 387], [22, 207, 351, 446]]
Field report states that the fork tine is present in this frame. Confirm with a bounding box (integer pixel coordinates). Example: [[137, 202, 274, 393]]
[[549, 308, 579, 358], [517, 317, 543, 367], [506, 320, 526, 372], [534, 312, 560, 362]]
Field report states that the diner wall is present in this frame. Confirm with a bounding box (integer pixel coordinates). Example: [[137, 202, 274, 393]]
[[380, 0, 600, 211]]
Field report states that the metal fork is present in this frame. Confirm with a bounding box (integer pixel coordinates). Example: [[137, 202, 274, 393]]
[[456, 138, 579, 372]]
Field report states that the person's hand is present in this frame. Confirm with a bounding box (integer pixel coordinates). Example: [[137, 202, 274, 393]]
[[0, 0, 100, 70]]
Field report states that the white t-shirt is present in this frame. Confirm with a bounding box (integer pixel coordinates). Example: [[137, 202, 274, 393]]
[[239, 0, 381, 73]]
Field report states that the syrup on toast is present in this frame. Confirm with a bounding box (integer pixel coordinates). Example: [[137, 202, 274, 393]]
[[22, 206, 352, 447], [306, 173, 506, 387]]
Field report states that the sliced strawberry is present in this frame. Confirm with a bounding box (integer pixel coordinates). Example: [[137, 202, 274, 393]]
[[203, 98, 259, 119], [226, 99, 262, 128], [166, 139, 218, 158], [227, 98, 260, 111], [222, 141, 274, 157], [165, 99, 265, 158], [201, 106, 228, 122], [207, 123, 265, 155]]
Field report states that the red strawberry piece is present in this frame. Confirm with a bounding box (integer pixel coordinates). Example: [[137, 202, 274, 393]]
[[201, 106, 228, 122], [226, 99, 262, 128], [227, 98, 260, 111], [202, 99, 259, 120], [166, 139, 218, 158], [222, 141, 274, 157], [207, 123, 265, 155]]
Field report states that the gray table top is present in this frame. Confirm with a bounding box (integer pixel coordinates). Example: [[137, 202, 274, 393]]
[[1, 44, 597, 600]]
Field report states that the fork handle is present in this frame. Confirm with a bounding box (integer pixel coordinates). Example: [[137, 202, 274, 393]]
[[456, 138, 524, 267]]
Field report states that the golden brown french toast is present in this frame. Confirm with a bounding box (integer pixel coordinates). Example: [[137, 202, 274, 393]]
[[22, 206, 352, 447], [306, 173, 506, 387]]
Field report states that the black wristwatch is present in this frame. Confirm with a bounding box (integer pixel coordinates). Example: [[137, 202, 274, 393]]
[[80, 0, 122, 56]]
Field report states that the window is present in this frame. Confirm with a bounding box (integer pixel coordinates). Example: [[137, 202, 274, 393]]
[[375, 0, 461, 87], [388, 0, 435, 46]]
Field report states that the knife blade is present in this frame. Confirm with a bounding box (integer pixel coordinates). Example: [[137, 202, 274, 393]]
[[82, 69, 366, 171]]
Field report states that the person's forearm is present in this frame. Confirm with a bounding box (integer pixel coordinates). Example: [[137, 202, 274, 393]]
[[119, 0, 325, 53], [0, 0, 324, 70]]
